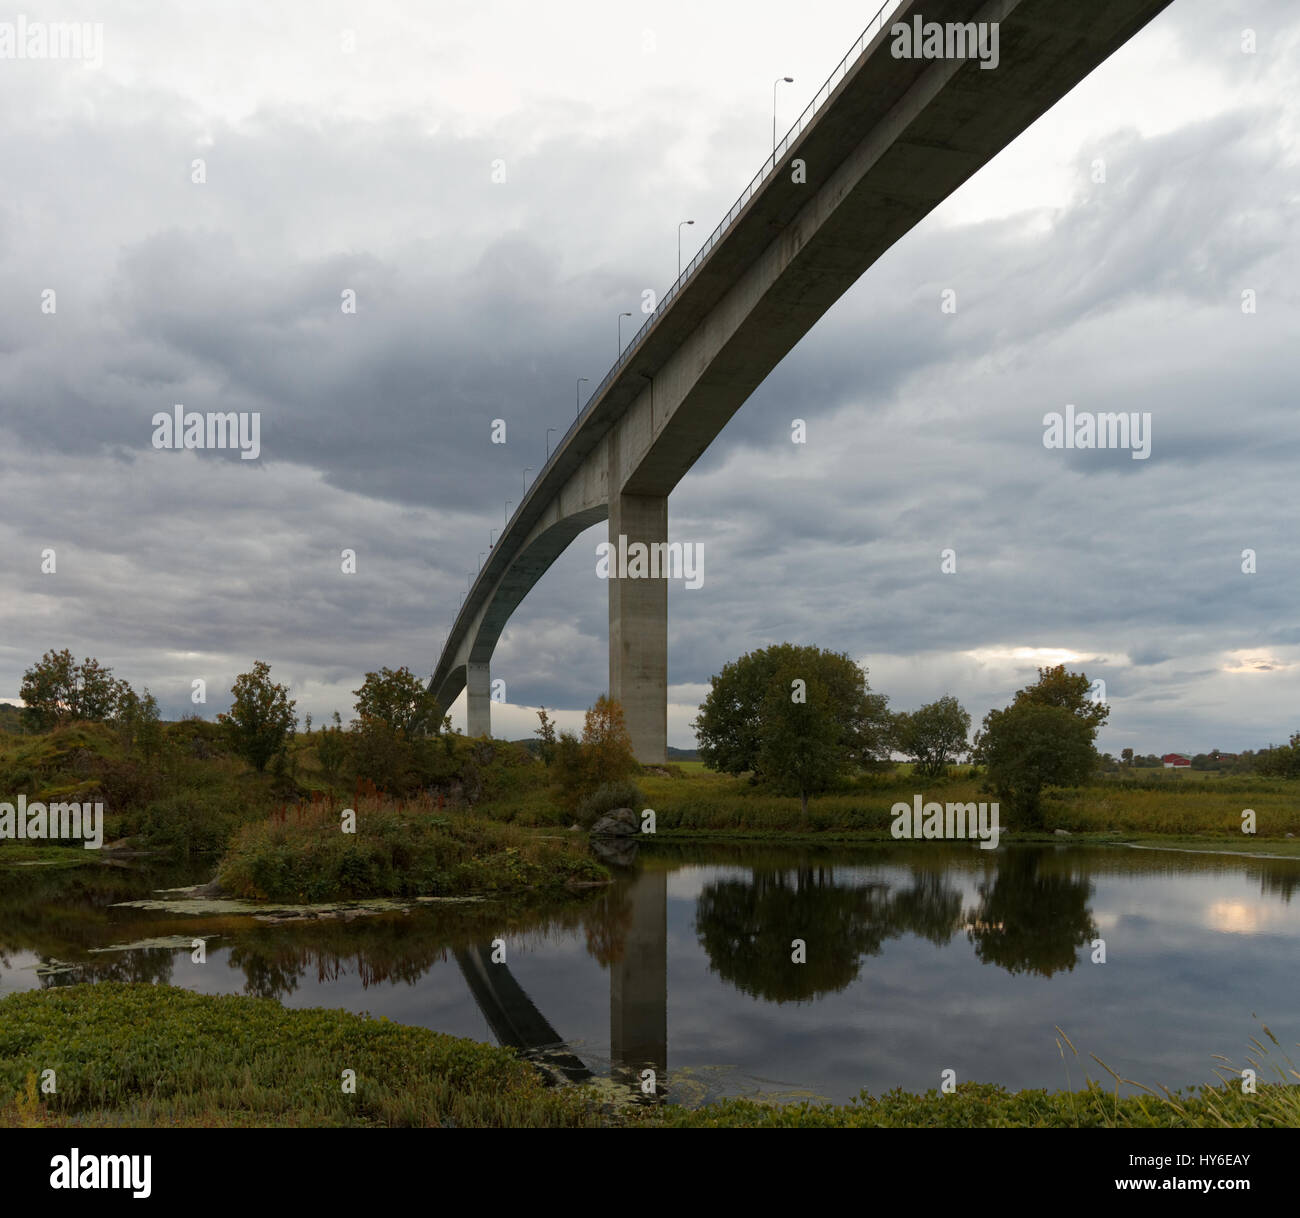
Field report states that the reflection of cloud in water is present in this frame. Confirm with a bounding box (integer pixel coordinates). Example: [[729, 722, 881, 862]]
[[1203, 899, 1289, 935]]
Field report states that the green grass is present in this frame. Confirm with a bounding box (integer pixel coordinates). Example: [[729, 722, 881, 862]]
[[654, 1080, 1300, 1127], [0, 983, 604, 1127], [616, 766, 1300, 841], [2, 986, 1295, 1128]]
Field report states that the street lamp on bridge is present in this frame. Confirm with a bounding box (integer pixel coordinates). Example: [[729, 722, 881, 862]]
[[618, 311, 632, 359], [576, 377, 589, 418], [546, 427, 556, 458], [773, 76, 794, 154], [523, 467, 532, 494], [678, 219, 695, 281]]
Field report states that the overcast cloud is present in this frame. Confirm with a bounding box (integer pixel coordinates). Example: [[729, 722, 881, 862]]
[[1, 0, 1297, 755]]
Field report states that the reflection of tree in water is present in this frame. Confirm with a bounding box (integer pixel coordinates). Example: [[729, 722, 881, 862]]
[[890, 868, 964, 946], [38, 946, 175, 988], [694, 854, 1101, 998], [1258, 866, 1300, 903], [583, 884, 635, 967], [222, 893, 615, 1000], [695, 868, 901, 1003], [965, 849, 1096, 977], [228, 942, 308, 999]]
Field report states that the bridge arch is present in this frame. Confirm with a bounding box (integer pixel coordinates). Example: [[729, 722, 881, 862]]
[[430, 0, 1176, 760]]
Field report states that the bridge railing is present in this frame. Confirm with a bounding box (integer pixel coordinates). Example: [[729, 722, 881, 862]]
[[446, 0, 903, 648], [566, 0, 904, 435]]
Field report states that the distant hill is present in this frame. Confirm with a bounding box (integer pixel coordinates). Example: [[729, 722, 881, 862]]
[[509, 738, 698, 762], [0, 702, 23, 732]]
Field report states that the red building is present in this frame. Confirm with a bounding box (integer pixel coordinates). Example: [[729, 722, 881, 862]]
[[1161, 753, 1191, 768]]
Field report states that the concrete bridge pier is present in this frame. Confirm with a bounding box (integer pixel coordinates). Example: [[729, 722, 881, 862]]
[[608, 492, 667, 765], [466, 660, 491, 738]]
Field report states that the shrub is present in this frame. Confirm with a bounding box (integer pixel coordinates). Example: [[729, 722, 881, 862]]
[[575, 780, 645, 829], [216, 793, 607, 901]]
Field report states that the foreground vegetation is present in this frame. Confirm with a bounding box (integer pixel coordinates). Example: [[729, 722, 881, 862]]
[[0, 984, 602, 1128], [1, 985, 1295, 1128]]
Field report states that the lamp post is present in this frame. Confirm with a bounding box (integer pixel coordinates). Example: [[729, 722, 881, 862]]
[[546, 427, 556, 458], [576, 377, 589, 418], [678, 219, 695, 280], [489, 527, 498, 548], [618, 311, 632, 359], [773, 75, 793, 153], [478, 551, 486, 571], [523, 467, 532, 495], [504, 500, 512, 526]]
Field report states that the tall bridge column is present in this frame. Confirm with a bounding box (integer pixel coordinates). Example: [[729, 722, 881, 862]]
[[466, 660, 491, 738], [608, 492, 667, 764]]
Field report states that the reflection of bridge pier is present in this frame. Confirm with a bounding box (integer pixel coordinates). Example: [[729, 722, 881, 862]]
[[454, 943, 591, 1083], [452, 868, 669, 1097], [610, 869, 667, 1098]]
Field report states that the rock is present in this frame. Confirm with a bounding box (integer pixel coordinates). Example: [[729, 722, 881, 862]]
[[189, 877, 229, 899], [568, 823, 581, 832], [1287, 832, 1295, 839], [589, 808, 638, 837], [1054, 828, 1071, 836]]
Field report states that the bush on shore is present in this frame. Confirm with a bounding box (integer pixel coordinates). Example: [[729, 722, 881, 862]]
[[215, 791, 608, 902]]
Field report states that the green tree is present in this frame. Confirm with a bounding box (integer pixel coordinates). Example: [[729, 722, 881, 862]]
[[1009, 663, 1109, 732], [977, 703, 1098, 827], [893, 695, 971, 778], [352, 666, 435, 738], [135, 689, 164, 764], [693, 644, 891, 778], [973, 664, 1110, 827], [315, 713, 348, 780], [218, 661, 297, 772], [19, 649, 129, 731], [1120, 747, 1134, 767], [552, 730, 586, 811], [756, 667, 844, 814], [1257, 733, 1300, 779]]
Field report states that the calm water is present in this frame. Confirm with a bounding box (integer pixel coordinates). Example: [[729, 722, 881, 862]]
[[2, 842, 1298, 1105]]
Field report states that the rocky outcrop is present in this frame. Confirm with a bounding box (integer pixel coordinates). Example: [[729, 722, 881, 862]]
[[588, 808, 638, 837]]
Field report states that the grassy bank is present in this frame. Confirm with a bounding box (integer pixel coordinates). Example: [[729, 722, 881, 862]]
[[623, 768, 1300, 841], [0, 983, 603, 1128], [1, 985, 1295, 1128], [215, 792, 607, 902]]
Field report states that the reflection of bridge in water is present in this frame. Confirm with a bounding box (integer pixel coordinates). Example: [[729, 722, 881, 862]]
[[455, 870, 667, 1095]]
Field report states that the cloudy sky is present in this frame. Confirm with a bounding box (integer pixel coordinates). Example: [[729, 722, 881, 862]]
[[1, 0, 1297, 755]]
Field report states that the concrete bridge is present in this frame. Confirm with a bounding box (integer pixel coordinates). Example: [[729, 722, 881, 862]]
[[430, 0, 1175, 762]]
